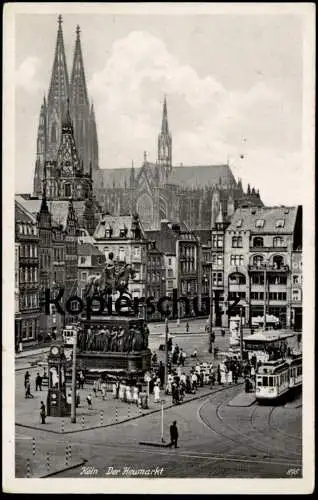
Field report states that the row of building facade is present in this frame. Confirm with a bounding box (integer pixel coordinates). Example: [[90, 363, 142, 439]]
[[15, 197, 303, 348]]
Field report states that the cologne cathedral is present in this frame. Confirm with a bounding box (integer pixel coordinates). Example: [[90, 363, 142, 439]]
[[33, 16, 99, 197], [93, 97, 263, 230]]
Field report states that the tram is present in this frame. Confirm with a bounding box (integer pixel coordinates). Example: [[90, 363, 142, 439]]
[[255, 353, 302, 402]]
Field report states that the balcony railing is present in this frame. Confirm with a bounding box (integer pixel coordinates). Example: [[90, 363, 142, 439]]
[[248, 264, 289, 272], [250, 246, 287, 252]]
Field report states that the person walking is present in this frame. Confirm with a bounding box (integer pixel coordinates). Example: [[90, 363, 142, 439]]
[[87, 393, 93, 409], [101, 380, 107, 400], [40, 401, 46, 424], [169, 421, 179, 448], [24, 371, 30, 389], [35, 372, 42, 391], [217, 365, 222, 385], [153, 383, 160, 403], [25, 380, 34, 398], [79, 371, 85, 390]]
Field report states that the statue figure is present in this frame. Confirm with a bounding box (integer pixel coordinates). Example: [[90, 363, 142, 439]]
[[117, 328, 126, 352], [132, 328, 143, 351], [126, 329, 135, 352], [109, 328, 118, 352], [103, 329, 110, 352]]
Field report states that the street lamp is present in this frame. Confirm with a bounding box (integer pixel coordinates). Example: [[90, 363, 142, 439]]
[[164, 317, 169, 388], [70, 328, 78, 424], [207, 262, 214, 357]]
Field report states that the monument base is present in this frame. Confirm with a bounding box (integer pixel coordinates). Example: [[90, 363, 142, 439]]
[[77, 349, 151, 373]]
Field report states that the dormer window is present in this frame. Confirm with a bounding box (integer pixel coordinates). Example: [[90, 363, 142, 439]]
[[119, 228, 127, 238], [255, 219, 264, 228], [105, 226, 113, 238], [275, 219, 285, 228]]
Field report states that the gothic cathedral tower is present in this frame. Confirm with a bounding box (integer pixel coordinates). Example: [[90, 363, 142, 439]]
[[33, 16, 99, 197], [157, 96, 172, 184]]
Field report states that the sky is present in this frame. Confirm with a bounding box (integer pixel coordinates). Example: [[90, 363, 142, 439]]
[[13, 9, 306, 205]]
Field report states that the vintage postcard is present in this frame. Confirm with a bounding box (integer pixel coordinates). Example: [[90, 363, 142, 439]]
[[3, 2, 315, 494]]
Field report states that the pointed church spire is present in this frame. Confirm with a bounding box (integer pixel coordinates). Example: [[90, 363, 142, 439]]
[[48, 15, 69, 114], [70, 24, 89, 108], [161, 95, 169, 135], [62, 97, 73, 129]]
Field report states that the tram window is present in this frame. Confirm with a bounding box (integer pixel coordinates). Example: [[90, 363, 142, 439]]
[[268, 377, 273, 387], [257, 377, 262, 387], [262, 376, 268, 386]]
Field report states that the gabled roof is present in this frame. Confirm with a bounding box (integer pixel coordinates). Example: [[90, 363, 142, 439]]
[[15, 201, 37, 224], [78, 241, 105, 257], [94, 214, 146, 240], [94, 163, 236, 190], [15, 195, 86, 230], [227, 206, 299, 234]]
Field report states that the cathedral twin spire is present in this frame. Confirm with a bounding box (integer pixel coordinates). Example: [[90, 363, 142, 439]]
[[33, 15, 99, 197], [157, 95, 172, 181]]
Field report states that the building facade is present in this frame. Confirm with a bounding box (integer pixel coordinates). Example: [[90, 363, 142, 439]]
[[223, 205, 302, 330], [33, 16, 99, 197], [15, 202, 40, 348], [78, 242, 106, 299], [93, 213, 148, 299]]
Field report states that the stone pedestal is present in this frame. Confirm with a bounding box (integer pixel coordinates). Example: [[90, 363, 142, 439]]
[[78, 314, 151, 374]]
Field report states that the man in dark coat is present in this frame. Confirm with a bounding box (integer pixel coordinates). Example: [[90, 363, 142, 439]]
[[35, 372, 42, 391], [169, 420, 179, 448], [40, 401, 46, 424]]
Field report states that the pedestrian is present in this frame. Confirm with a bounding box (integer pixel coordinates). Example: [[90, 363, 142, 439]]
[[87, 393, 92, 409], [35, 372, 42, 391], [186, 322, 189, 334], [101, 380, 107, 400], [24, 371, 30, 389], [217, 365, 221, 385], [93, 379, 98, 397], [40, 401, 46, 424], [79, 371, 85, 389], [169, 421, 179, 448], [25, 381, 34, 398], [154, 383, 160, 403]]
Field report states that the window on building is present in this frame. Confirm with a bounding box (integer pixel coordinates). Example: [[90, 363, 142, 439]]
[[273, 237, 283, 247], [228, 291, 246, 301], [230, 255, 244, 266], [229, 273, 246, 285], [212, 235, 223, 248], [293, 275, 300, 285], [255, 219, 265, 228], [275, 219, 285, 228], [119, 247, 125, 262], [292, 289, 301, 301], [273, 255, 284, 269], [232, 236, 243, 248], [252, 255, 264, 268], [236, 219, 242, 228], [81, 271, 88, 281], [168, 258, 172, 265], [80, 256, 86, 264], [253, 237, 264, 248]]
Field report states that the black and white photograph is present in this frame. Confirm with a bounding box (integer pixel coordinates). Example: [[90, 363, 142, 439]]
[[3, 2, 315, 494]]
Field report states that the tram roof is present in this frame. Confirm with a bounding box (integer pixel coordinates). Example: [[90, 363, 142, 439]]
[[244, 331, 295, 343]]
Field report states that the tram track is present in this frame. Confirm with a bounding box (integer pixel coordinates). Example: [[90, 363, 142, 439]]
[[267, 406, 302, 442], [197, 390, 302, 466]]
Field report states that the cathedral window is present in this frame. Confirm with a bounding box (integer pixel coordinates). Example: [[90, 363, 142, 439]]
[[64, 183, 71, 198], [51, 123, 57, 143]]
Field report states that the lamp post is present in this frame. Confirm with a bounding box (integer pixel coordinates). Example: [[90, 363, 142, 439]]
[[70, 329, 77, 424], [208, 262, 214, 357], [239, 305, 244, 360], [161, 399, 166, 443], [164, 317, 169, 388]]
